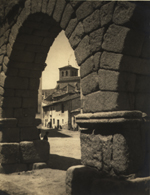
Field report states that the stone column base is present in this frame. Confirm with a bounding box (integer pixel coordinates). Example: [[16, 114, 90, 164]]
[[76, 111, 147, 176], [66, 165, 150, 195]]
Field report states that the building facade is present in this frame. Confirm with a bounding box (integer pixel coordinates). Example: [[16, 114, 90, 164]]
[[42, 65, 81, 130]]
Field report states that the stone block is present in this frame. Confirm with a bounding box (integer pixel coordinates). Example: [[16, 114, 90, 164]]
[[100, 51, 122, 71], [9, 61, 43, 70], [0, 127, 20, 142], [81, 72, 99, 95], [80, 56, 94, 78], [18, 69, 41, 78], [10, 24, 19, 42], [31, 0, 43, 13], [92, 1, 103, 9], [113, 1, 147, 33], [112, 126, 145, 175], [69, 22, 84, 49], [53, 0, 66, 23], [102, 24, 144, 57], [75, 35, 91, 65], [113, 2, 136, 26], [0, 36, 5, 48], [41, 37, 55, 47], [29, 78, 40, 90], [0, 55, 4, 64], [25, 44, 49, 53], [32, 29, 51, 37], [10, 50, 35, 63], [112, 133, 129, 174], [2, 97, 22, 108], [66, 165, 101, 195], [135, 75, 150, 93], [0, 45, 6, 55], [98, 69, 136, 92], [83, 91, 134, 113], [91, 177, 150, 195], [23, 108, 36, 117], [20, 140, 50, 163], [65, 18, 78, 38], [1, 108, 13, 118], [20, 127, 39, 141], [32, 162, 48, 170], [5, 76, 29, 90], [60, 4, 74, 29], [6, 67, 19, 76], [13, 108, 23, 118], [93, 52, 101, 71], [18, 117, 37, 127], [17, 0, 30, 24], [100, 51, 149, 76], [0, 118, 17, 128], [17, 34, 43, 45], [2, 63, 8, 74], [3, 89, 15, 97], [102, 24, 129, 53], [76, 2, 94, 21], [0, 95, 4, 107], [70, 1, 81, 8], [0, 87, 4, 96], [0, 72, 6, 87], [42, 0, 48, 13], [15, 89, 37, 98], [3, 56, 9, 66], [34, 53, 47, 64], [80, 133, 103, 170], [90, 28, 105, 54], [100, 2, 115, 27], [135, 93, 150, 115], [47, 0, 57, 16], [0, 143, 20, 164], [13, 42, 26, 50], [81, 131, 113, 172], [0, 163, 28, 174], [83, 10, 100, 34]]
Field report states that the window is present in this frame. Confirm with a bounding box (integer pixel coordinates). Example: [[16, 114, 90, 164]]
[[62, 119, 64, 124], [62, 71, 64, 77], [66, 71, 68, 76], [53, 118, 55, 124], [61, 104, 64, 113]]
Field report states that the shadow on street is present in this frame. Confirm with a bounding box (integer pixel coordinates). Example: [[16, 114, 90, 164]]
[[48, 154, 81, 171], [40, 129, 71, 138]]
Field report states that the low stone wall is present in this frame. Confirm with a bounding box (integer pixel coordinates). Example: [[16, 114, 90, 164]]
[[66, 165, 150, 195]]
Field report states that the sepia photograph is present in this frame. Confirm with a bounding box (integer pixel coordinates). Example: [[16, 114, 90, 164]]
[[0, 0, 150, 194]]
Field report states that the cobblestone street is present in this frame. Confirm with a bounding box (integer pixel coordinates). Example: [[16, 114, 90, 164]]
[[0, 129, 81, 195]]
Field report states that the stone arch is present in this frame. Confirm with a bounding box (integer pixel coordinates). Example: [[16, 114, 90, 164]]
[[0, 0, 150, 178]]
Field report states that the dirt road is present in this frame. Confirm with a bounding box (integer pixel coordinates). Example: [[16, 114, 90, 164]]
[[0, 129, 81, 195]]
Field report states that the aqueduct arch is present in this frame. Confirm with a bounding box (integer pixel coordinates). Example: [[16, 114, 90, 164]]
[[0, 0, 150, 194]]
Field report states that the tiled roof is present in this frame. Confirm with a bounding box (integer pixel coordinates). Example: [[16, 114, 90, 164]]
[[43, 93, 80, 107], [42, 89, 55, 99], [59, 65, 78, 70]]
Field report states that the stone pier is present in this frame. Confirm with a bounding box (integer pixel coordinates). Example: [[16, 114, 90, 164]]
[[66, 111, 150, 195]]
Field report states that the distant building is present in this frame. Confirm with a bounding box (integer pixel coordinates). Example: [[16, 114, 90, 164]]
[[42, 65, 81, 130]]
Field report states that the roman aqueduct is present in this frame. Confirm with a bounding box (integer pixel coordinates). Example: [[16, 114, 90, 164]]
[[0, 0, 150, 194]]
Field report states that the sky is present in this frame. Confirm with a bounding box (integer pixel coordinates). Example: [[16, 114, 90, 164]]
[[42, 30, 79, 90]]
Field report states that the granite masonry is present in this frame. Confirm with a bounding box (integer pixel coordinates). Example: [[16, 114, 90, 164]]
[[0, 1, 150, 194]]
